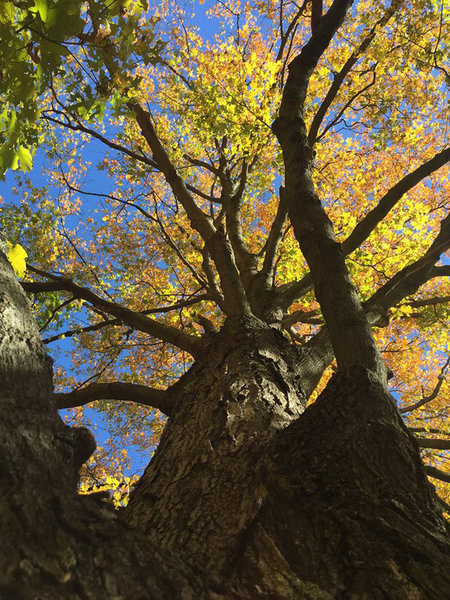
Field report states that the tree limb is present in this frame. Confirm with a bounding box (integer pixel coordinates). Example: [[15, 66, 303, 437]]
[[315, 64, 378, 143], [277, 0, 354, 117], [281, 308, 320, 327], [342, 147, 450, 256], [409, 427, 449, 436], [223, 159, 258, 287], [42, 318, 120, 344], [415, 437, 450, 450], [259, 187, 288, 288], [308, 0, 404, 144], [276, 0, 309, 61], [311, 0, 323, 34], [26, 266, 201, 356], [366, 214, 450, 315], [403, 295, 450, 309], [129, 102, 251, 316], [430, 265, 450, 278], [54, 382, 173, 416], [424, 466, 450, 483], [400, 356, 449, 414], [42, 113, 158, 170], [274, 0, 385, 376], [276, 149, 449, 310]]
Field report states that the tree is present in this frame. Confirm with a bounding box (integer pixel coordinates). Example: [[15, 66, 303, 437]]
[[0, 0, 449, 597]]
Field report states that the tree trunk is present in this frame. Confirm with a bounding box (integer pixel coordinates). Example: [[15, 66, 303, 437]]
[[0, 245, 209, 599], [124, 319, 450, 599], [1, 244, 449, 598]]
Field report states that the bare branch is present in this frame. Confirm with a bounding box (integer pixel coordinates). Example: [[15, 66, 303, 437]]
[[54, 382, 173, 416], [415, 437, 450, 450], [424, 466, 450, 483]]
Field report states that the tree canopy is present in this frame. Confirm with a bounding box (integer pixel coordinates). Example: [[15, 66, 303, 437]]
[[1, 0, 449, 507]]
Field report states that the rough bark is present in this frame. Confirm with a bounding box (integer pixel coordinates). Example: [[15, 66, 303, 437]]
[[124, 317, 308, 572], [124, 319, 450, 599], [1, 243, 449, 599], [0, 244, 211, 599], [230, 367, 450, 598]]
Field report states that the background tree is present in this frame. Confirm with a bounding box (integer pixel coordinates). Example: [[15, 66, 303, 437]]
[[0, 0, 449, 597]]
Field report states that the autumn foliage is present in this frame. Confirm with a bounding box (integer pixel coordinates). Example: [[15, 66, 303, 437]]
[[1, 0, 448, 506]]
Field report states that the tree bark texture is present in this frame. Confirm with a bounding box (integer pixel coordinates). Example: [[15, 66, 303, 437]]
[[0, 247, 210, 599], [124, 320, 450, 599], [1, 246, 449, 598]]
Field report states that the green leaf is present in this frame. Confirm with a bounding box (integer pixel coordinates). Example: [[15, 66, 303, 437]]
[[7, 112, 17, 136], [34, 0, 48, 23], [17, 145, 33, 171], [7, 241, 28, 278], [0, 2, 14, 24]]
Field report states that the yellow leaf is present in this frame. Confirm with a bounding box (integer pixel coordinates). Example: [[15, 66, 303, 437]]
[[7, 242, 28, 278]]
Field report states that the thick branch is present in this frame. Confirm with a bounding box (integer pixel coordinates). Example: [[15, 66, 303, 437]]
[[404, 295, 450, 309], [27, 267, 201, 356], [277, 149, 449, 310], [22, 280, 71, 293], [415, 437, 450, 450], [409, 427, 448, 435], [366, 214, 450, 315], [281, 308, 320, 327], [259, 187, 288, 288], [425, 466, 450, 483], [431, 265, 450, 278], [223, 160, 257, 286], [274, 0, 385, 376], [342, 148, 450, 256], [311, 0, 323, 34], [24, 277, 211, 317], [129, 102, 250, 317], [278, 0, 353, 117], [54, 382, 172, 416]]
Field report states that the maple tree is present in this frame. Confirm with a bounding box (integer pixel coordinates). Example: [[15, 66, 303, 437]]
[[0, 0, 449, 597]]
